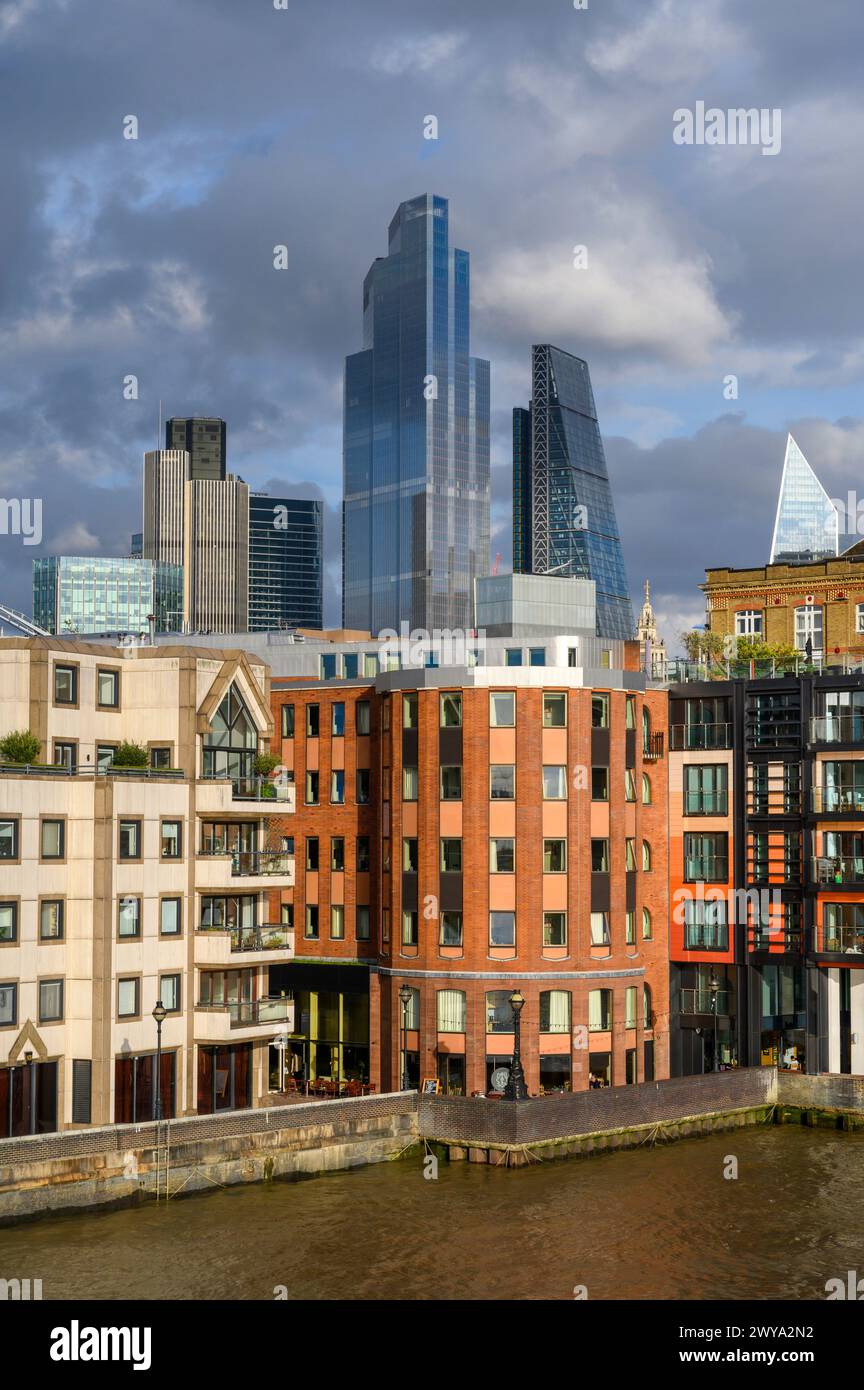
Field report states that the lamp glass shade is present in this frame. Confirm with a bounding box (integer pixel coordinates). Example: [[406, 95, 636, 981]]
[[152, 1002, 168, 1024]]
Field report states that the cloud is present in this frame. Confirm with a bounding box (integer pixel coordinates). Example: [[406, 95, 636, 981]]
[[370, 31, 466, 76]]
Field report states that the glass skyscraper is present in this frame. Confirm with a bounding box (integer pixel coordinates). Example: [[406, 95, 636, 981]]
[[248, 494, 323, 632], [769, 434, 838, 564], [512, 345, 633, 641], [343, 194, 490, 635], [165, 418, 227, 481], [33, 557, 183, 635]]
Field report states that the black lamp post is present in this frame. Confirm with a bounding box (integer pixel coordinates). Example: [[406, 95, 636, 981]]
[[398, 985, 411, 1090], [503, 989, 529, 1101], [152, 1002, 167, 1120], [708, 971, 720, 1073]]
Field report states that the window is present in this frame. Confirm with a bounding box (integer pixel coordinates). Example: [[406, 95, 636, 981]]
[[40, 900, 64, 940], [591, 839, 609, 872], [72, 1059, 92, 1125], [529, 647, 546, 667], [54, 742, 77, 770], [403, 766, 419, 800], [490, 764, 515, 799], [440, 692, 462, 727], [642, 773, 652, 804], [356, 768, 371, 803], [642, 907, 653, 939], [306, 838, 319, 871], [440, 766, 462, 800], [305, 770, 319, 804], [592, 767, 609, 800], [794, 604, 823, 655], [356, 905, 370, 941], [440, 838, 462, 873], [160, 820, 182, 859], [402, 987, 420, 1029], [543, 692, 567, 727], [486, 991, 513, 1032], [684, 832, 728, 882], [160, 974, 181, 1012], [735, 609, 763, 637], [331, 838, 345, 872], [403, 838, 419, 872], [589, 989, 612, 1031], [437, 990, 466, 1032], [382, 909, 390, 942], [331, 702, 345, 737], [858, 604, 864, 636], [440, 911, 463, 947], [356, 700, 371, 735], [97, 744, 117, 772], [160, 898, 181, 936], [117, 978, 140, 1018], [626, 910, 636, 944], [331, 906, 345, 940], [644, 984, 653, 1028], [642, 708, 652, 754], [0, 820, 18, 860], [320, 653, 338, 680], [544, 839, 566, 872], [685, 764, 728, 815], [0, 983, 17, 1026], [0, 902, 17, 943], [403, 693, 418, 729], [625, 987, 637, 1029], [150, 747, 171, 770], [281, 704, 295, 738], [591, 911, 610, 945], [37, 979, 63, 1023], [54, 664, 77, 704], [489, 838, 514, 873], [683, 897, 729, 950], [625, 768, 636, 802], [382, 699, 390, 732], [305, 905, 319, 939], [97, 668, 120, 708], [625, 696, 636, 730], [490, 691, 515, 727], [306, 705, 320, 737], [330, 769, 345, 804], [119, 820, 141, 860], [41, 819, 65, 860], [591, 694, 609, 728], [625, 838, 637, 871], [118, 897, 141, 938], [542, 766, 567, 800], [364, 654, 378, 678], [490, 911, 516, 947], [543, 911, 567, 947], [540, 991, 571, 1032], [642, 840, 652, 871], [402, 910, 418, 946], [356, 836, 370, 874], [382, 841, 391, 872], [505, 648, 523, 667]]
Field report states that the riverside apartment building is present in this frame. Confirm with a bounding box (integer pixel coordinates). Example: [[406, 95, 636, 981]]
[[0, 638, 295, 1135]]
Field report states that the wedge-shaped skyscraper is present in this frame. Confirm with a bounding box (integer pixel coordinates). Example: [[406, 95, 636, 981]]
[[769, 433, 839, 564], [512, 345, 633, 641]]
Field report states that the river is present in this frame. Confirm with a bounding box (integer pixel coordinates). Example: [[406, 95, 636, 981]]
[[1, 1126, 860, 1300]]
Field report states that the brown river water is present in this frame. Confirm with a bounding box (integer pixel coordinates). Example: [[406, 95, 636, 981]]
[[1, 1126, 861, 1300]]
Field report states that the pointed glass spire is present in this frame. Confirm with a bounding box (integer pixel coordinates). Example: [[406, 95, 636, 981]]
[[769, 434, 838, 564]]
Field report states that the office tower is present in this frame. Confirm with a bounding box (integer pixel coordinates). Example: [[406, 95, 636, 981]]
[[343, 193, 490, 635], [512, 407, 532, 574], [248, 494, 323, 632], [769, 433, 839, 564], [143, 449, 249, 632], [165, 417, 227, 481], [130, 533, 142, 559], [32, 556, 183, 635], [512, 345, 634, 642]]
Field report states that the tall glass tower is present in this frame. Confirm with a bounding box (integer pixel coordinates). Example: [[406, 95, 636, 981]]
[[512, 345, 633, 641], [769, 434, 838, 564], [343, 194, 490, 635], [248, 494, 323, 631]]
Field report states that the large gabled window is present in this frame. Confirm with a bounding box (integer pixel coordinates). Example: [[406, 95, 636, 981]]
[[203, 683, 259, 780]]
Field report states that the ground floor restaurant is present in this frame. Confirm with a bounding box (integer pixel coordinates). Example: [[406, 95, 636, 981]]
[[266, 962, 372, 1095]]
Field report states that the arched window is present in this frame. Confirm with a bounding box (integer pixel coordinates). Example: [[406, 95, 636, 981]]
[[539, 990, 571, 1032], [642, 839, 652, 871], [642, 707, 651, 753], [436, 989, 466, 1033], [642, 773, 652, 804], [643, 983, 653, 1027], [642, 907, 653, 939], [203, 683, 258, 779]]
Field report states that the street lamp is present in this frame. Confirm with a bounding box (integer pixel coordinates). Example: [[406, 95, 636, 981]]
[[152, 1002, 168, 1121], [398, 985, 411, 1091], [503, 989, 529, 1101], [708, 971, 720, 1073]]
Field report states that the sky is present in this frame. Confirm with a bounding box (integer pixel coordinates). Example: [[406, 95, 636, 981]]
[[0, 0, 862, 647]]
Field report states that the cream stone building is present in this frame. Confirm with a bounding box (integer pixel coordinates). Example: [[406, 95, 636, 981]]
[[0, 638, 295, 1134]]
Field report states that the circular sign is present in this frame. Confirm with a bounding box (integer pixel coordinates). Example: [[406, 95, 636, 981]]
[[491, 1066, 510, 1091]]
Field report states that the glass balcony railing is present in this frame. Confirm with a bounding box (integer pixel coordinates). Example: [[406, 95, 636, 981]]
[[232, 776, 295, 803], [198, 849, 294, 877], [671, 723, 732, 751], [812, 857, 864, 886], [684, 791, 728, 815], [748, 927, 803, 952], [809, 714, 864, 745], [819, 926, 864, 956], [811, 787, 864, 814], [680, 988, 731, 1014], [230, 995, 294, 1026], [197, 923, 294, 952], [683, 924, 729, 951]]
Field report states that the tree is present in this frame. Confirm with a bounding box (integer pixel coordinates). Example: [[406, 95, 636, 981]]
[[253, 752, 281, 778], [0, 730, 41, 764], [680, 629, 726, 663], [734, 637, 800, 669], [113, 741, 149, 768]]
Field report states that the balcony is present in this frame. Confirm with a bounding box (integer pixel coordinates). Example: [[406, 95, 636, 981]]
[[818, 926, 864, 957], [682, 924, 729, 951], [194, 994, 295, 1039], [195, 849, 295, 889], [643, 732, 665, 761], [195, 924, 295, 964], [670, 723, 732, 751], [680, 987, 731, 1015], [810, 787, 864, 815], [809, 714, 864, 745], [684, 791, 729, 816], [748, 927, 802, 953], [812, 857, 864, 886], [197, 776, 295, 816]]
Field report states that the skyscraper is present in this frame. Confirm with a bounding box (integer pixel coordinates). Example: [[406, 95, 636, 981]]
[[343, 194, 490, 635], [512, 345, 633, 641], [33, 556, 183, 635], [248, 494, 323, 631], [769, 433, 839, 564], [165, 418, 227, 481]]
